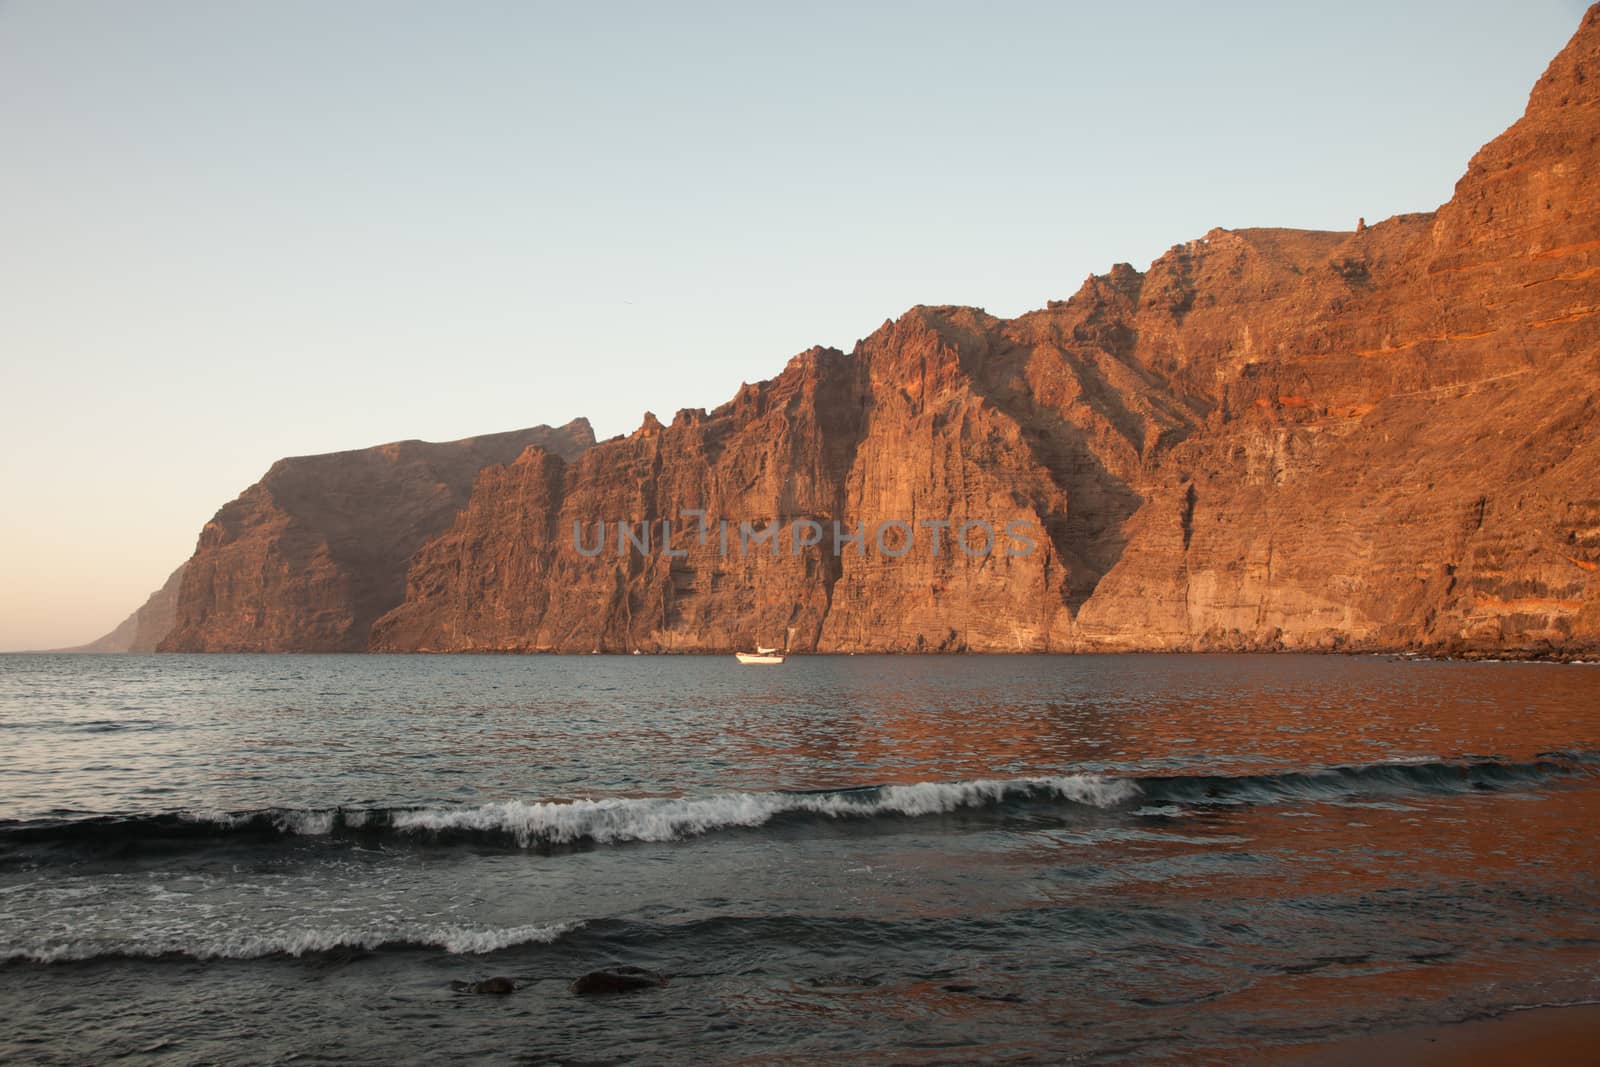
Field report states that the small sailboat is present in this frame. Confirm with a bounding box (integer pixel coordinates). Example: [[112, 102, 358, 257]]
[[735, 627, 794, 665]]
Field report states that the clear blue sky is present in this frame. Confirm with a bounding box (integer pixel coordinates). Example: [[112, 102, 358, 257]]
[[0, 0, 1589, 650]]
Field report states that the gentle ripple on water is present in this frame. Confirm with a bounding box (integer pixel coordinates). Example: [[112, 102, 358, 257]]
[[0, 653, 1598, 1064]]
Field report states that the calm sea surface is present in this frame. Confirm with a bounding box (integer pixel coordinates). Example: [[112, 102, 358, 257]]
[[1, 653, 1597, 1064]]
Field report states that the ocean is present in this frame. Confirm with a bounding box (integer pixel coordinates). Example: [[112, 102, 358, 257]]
[[1, 653, 1597, 1064]]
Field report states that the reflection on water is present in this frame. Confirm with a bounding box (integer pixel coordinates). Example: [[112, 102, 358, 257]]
[[1, 653, 1597, 818], [0, 653, 1597, 1064]]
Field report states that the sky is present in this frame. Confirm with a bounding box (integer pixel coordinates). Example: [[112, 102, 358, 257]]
[[0, 0, 1590, 651]]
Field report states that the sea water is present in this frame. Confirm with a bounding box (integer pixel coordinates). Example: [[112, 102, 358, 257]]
[[1, 653, 1597, 1063]]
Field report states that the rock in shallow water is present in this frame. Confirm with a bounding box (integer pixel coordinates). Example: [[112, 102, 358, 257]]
[[570, 967, 667, 995]]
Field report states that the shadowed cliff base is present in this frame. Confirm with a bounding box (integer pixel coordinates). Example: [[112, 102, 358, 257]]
[[112, 5, 1600, 656]]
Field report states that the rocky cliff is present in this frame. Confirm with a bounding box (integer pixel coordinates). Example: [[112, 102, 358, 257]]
[[58, 564, 186, 653], [169, 8, 1600, 656], [158, 420, 594, 651]]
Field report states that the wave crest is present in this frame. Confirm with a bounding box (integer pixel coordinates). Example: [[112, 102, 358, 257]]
[[390, 775, 1138, 846], [1, 919, 582, 965], [2, 754, 1591, 862]]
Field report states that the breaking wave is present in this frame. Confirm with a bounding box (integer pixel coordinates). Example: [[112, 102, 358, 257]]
[[1, 754, 1593, 863], [389, 774, 1139, 845], [0, 919, 583, 965]]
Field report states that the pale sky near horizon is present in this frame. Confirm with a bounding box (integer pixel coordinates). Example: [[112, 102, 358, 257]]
[[0, 1, 1590, 651]]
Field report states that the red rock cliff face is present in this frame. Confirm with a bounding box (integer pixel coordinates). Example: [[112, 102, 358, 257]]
[[159, 420, 594, 652], [1069, 6, 1600, 654], [371, 350, 872, 652], [369, 8, 1600, 657], [180, 8, 1600, 656]]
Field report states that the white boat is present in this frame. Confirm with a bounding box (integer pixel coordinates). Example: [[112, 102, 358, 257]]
[[736, 628, 793, 665]]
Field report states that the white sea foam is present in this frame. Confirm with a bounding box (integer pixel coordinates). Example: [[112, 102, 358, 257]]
[[169, 808, 335, 835], [390, 774, 1138, 847], [178, 808, 240, 826], [273, 809, 335, 835], [0, 919, 582, 964]]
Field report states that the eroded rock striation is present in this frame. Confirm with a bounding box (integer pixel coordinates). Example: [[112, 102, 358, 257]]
[[165, 9, 1600, 656]]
